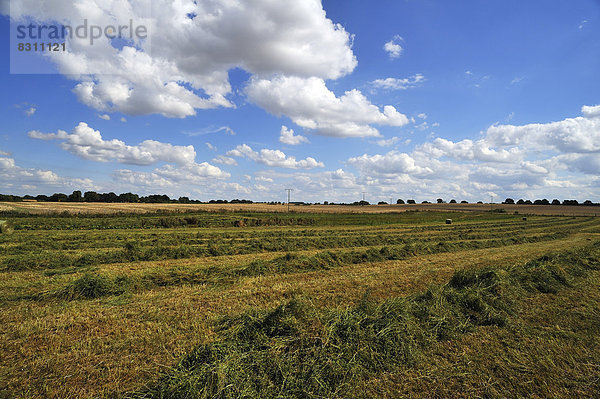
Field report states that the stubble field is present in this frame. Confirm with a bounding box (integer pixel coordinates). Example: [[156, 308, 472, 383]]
[[0, 204, 599, 398]]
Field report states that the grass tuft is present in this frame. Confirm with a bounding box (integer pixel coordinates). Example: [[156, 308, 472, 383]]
[[52, 273, 130, 300], [0, 220, 13, 234]]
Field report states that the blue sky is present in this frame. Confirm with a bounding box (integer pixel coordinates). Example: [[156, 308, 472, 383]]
[[1, 0, 599, 203]]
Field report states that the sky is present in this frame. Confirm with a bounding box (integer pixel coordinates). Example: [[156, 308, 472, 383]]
[[0, 0, 599, 203]]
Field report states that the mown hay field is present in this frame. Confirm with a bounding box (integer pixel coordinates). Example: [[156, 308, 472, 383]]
[[0, 207, 599, 398]]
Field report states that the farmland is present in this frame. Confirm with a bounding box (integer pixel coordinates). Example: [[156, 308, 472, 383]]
[[1, 200, 600, 216], [1, 205, 599, 398]]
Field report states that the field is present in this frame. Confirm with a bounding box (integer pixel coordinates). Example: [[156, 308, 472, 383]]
[[1, 205, 599, 398], [1, 201, 600, 216]]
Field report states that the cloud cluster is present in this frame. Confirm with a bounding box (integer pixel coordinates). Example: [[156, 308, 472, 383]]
[[348, 151, 434, 177], [342, 105, 600, 200], [8, 0, 357, 118], [247, 75, 409, 137], [227, 144, 324, 169], [114, 162, 230, 188], [24, 121, 231, 194], [28, 122, 196, 166], [0, 152, 93, 191]]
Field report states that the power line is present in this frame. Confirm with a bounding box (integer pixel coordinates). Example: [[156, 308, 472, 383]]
[[286, 189, 293, 211]]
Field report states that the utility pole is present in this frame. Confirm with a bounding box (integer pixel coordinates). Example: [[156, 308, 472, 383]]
[[490, 195, 493, 211], [285, 188, 293, 212], [362, 192, 367, 202]]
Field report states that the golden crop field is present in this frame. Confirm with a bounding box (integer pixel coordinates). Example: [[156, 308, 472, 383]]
[[0, 205, 599, 398], [1, 201, 599, 216]]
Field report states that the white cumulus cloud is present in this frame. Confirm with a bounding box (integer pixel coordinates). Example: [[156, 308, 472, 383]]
[[28, 122, 197, 166], [227, 144, 324, 169], [279, 125, 309, 145], [7, 0, 357, 118], [384, 35, 404, 58], [247, 75, 409, 137]]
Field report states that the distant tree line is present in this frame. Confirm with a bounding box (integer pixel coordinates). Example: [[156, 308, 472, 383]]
[[502, 198, 597, 206], [0, 191, 597, 206], [0, 191, 254, 204]]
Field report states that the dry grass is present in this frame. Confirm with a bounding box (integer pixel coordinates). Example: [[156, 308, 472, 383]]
[[0, 210, 599, 398], [0, 236, 594, 398], [1, 201, 599, 216], [357, 270, 600, 398]]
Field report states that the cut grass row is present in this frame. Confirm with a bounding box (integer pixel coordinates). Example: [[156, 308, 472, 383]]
[[2, 217, 594, 271], [20, 231, 568, 301], [0, 214, 588, 257], [130, 242, 600, 399], [0, 209, 547, 231]]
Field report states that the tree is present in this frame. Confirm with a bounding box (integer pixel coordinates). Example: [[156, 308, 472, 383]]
[[99, 192, 119, 203], [517, 199, 525, 205], [583, 200, 593, 205], [563, 200, 579, 206], [119, 192, 139, 203], [461, 200, 468, 204], [449, 199, 457, 203], [407, 199, 416, 204], [178, 196, 191, 204], [378, 201, 388, 205], [68, 191, 82, 202], [84, 191, 100, 202], [503, 198, 515, 204], [436, 198, 444, 203], [551, 199, 561, 205], [396, 199, 405, 204], [49, 193, 68, 202]]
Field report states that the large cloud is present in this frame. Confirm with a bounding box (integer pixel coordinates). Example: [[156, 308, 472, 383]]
[[28, 122, 196, 165], [246, 75, 409, 137], [8, 0, 357, 118], [485, 113, 600, 154]]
